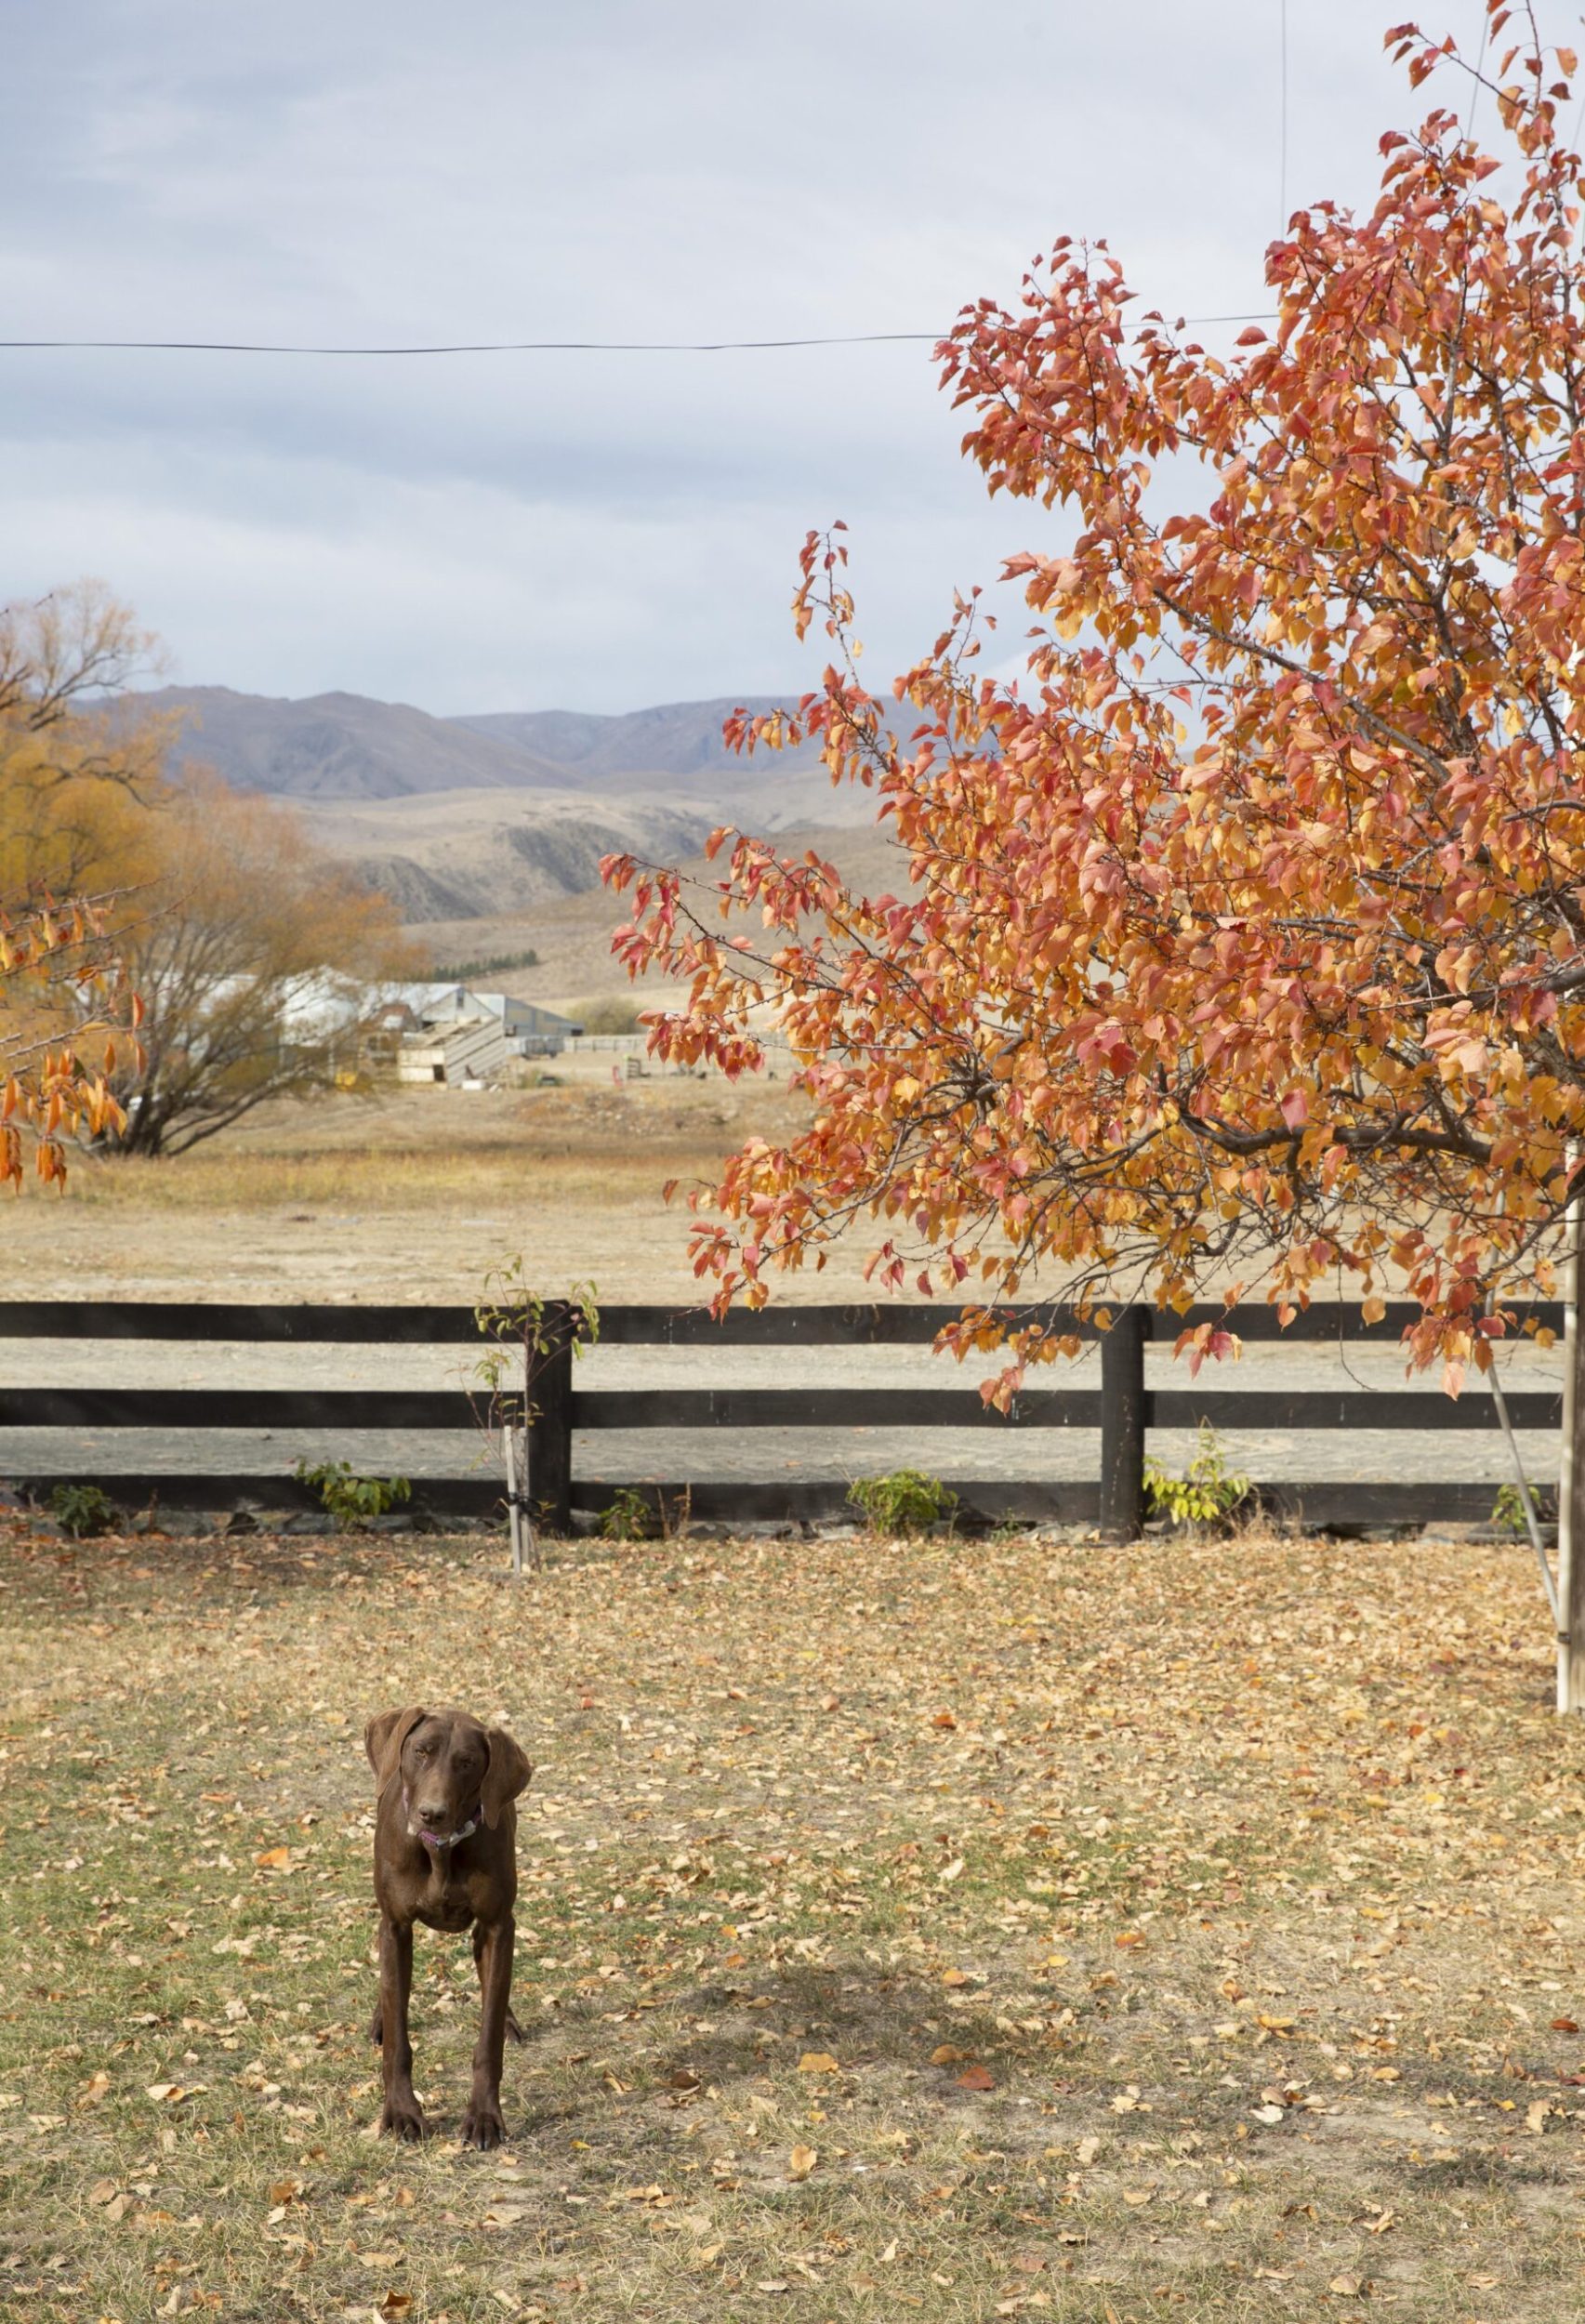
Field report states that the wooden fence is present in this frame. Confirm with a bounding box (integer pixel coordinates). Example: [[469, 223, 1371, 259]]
[[0, 1297, 1567, 1533]]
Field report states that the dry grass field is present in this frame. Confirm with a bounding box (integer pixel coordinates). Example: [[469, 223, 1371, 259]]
[[0, 1079, 878, 1304], [5, 1512, 1585, 2323]]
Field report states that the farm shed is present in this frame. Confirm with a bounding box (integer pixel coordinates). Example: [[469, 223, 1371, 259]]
[[389, 984, 582, 1084]]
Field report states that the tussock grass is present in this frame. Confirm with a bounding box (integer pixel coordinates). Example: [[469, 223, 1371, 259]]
[[60, 1143, 694, 1214], [53, 1083, 783, 1215], [3, 1516, 1585, 2320]]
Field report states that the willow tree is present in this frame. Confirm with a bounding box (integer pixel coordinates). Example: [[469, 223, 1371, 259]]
[[112, 775, 410, 1158]]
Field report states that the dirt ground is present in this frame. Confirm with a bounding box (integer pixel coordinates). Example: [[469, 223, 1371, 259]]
[[4, 1514, 1585, 2323]]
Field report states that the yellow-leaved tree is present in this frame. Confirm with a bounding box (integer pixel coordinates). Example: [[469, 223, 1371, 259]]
[[0, 585, 154, 1189], [1, 581, 413, 1170]]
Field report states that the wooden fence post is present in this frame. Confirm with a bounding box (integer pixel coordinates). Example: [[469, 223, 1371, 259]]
[[1099, 1305, 1148, 1539], [526, 1300, 575, 1538]]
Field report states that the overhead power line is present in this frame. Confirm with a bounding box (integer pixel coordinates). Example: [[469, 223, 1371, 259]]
[[0, 315, 1280, 358], [1279, 0, 1288, 231]]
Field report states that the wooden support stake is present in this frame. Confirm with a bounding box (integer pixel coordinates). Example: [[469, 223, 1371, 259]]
[[1099, 1306, 1149, 1540], [525, 1300, 575, 1538], [1560, 1183, 1585, 1712], [503, 1423, 523, 1578]]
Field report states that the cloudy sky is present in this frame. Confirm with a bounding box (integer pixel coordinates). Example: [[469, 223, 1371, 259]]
[[0, 0, 1526, 716]]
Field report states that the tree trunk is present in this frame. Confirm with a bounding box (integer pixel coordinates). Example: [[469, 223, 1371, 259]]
[[115, 1106, 165, 1158], [1099, 1306, 1148, 1540]]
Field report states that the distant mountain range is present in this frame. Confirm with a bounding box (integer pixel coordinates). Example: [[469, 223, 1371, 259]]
[[297, 787, 724, 924], [128, 683, 882, 922], [135, 684, 812, 802]]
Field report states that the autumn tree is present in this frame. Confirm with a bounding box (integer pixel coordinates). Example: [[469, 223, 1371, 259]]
[[111, 775, 411, 1158], [606, 6, 1585, 1401], [0, 585, 153, 1191], [0, 584, 170, 890], [0, 581, 411, 1163], [1, 895, 136, 1192]]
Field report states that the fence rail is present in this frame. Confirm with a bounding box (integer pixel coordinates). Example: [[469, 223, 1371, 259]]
[[0, 1298, 1566, 1535]]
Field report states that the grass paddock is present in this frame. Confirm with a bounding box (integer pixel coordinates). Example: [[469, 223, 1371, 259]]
[[4, 1513, 1585, 2322]]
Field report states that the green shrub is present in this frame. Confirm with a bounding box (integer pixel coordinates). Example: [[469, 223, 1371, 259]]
[[1490, 1480, 1553, 1537], [48, 1482, 115, 1538], [848, 1469, 958, 1538], [1143, 1424, 1249, 1528], [599, 1486, 659, 1542], [293, 1459, 410, 1531]]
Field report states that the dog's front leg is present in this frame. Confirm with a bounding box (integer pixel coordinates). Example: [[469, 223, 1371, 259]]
[[377, 1914, 426, 2140], [461, 1912, 514, 2148]]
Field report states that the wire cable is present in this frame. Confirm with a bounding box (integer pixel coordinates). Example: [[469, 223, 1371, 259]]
[[0, 316, 1280, 358], [1467, 3, 1488, 139], [1279, 0, 1289, 230]]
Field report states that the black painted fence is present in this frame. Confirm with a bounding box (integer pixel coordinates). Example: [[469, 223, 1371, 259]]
[[0, 1297, 1567, 1533]]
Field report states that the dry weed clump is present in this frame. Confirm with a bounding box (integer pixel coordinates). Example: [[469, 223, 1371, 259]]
[[2, 1515, 1583, 2321]]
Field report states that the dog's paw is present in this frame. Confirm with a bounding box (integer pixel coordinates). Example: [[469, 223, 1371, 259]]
[[380, 2094, 428, 2142], [504, 2009, 528, 2047], [460, 2093, 507, 2149]]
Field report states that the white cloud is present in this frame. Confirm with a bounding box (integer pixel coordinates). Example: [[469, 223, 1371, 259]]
[[0, 0, 1513, 709]]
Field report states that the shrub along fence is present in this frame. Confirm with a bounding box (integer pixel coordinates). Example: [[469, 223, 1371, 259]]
[[0, 1297, 1566, 1535]]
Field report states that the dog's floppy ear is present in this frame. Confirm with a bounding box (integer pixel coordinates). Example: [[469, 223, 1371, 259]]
[[364, 1706, 427, 1790], [480, 1726, 532, 1829]]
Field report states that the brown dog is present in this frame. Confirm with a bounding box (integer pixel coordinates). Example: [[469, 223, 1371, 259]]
[[364, 1705, 532, 2147]]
